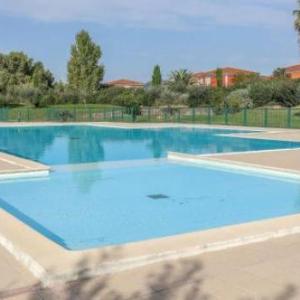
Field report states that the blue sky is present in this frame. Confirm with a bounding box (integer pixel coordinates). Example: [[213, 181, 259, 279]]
[[0, 0, 299, 82]]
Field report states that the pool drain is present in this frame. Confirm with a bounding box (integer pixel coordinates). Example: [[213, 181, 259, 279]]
[[147, 194, 169, 200]]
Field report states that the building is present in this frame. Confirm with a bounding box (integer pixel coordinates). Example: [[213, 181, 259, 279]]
[[192, 67, 258, 88], [284, 64, 300, 79], [106, 79, 144, 89]]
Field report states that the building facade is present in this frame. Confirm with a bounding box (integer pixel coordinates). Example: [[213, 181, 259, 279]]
[[192, 67, 258, 88], [284, 65, 300, 80], [106, 79, 144, 89]]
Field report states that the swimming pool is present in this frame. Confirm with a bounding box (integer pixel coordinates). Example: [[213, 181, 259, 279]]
[[0, 125, 299, 165], [0, 125, 300, 251], [0, 160, 299, 250]]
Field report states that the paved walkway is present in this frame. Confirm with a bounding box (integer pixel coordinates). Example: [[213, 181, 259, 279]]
[[0, 246, 38, 299], [1, 234, 300, 299]]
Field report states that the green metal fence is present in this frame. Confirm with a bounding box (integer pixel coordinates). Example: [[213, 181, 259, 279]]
[[0, 106, 300, 129]]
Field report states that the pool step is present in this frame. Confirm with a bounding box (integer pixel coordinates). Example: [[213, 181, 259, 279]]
[[0, 152, 50, 180]]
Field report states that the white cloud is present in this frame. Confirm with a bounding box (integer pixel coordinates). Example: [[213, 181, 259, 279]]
[[0, 0, 296, 30]]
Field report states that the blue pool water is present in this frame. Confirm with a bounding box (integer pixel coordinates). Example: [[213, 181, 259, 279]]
[[0, 161, 299, 250], [0, 125, 300, 250], [0, 126, 299, 165]]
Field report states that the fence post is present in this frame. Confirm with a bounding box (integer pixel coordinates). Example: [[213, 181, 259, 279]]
[[148, 107, 151, 122], [208, 107, 212, 124], [264, 108, 268, 127], [27, 108, 30, 122], [50, 107, 54, 121], [89, 108, 92, 122], [243, 108, 248, 126], [111, 107, 115, 121], [121, 108, 124, 121], [192, 108, 195, 123], [287, 107, 292, 128], [6, 108, 9, 122], [177, 109, 181, 123], [224, 107, 228, 125]]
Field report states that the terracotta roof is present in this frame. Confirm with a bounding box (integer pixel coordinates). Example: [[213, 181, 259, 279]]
[[285, 64, 300, 73], [192, 72, 206, 77], [193, 67, 257, 77], [106, 79, 144, 86], [222, 67, 257, 74]]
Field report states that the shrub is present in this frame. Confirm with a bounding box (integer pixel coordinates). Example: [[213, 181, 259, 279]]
[[95, 87, 127, 104], [187, 86, 212, 107], [155, 85, 188, 106], [144, 86, 161, 106], [58, 110, 74, 122], [272, 80, 299, 107], [210, 88, 227, 114], [54, 89, 80, 105], [226, 89, 252, 113], [249, 81, 273, 107], [249, 79, 300, 107], [42, 93, 56, 106]]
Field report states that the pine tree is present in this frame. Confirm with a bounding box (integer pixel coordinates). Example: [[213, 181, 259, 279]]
[[152, 65, 162, 86], [67, 30, 104, 100]]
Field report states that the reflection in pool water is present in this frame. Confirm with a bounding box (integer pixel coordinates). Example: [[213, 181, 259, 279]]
[[0, 125, 300, 165]]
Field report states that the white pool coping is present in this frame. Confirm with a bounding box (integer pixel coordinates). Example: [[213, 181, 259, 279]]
[[0, 121, 266, 131], [0, 152, 50, 180], [167, 151, 300, 180]]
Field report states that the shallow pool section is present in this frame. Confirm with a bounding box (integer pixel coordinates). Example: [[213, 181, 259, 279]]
[[0, 161, 299, 250], [0, 126, 300, 165]]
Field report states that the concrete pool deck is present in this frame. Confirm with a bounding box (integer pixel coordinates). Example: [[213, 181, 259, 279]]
[[169, 148, 300, 177], [2, 234, 300, 300], [0, 123, 300, 299], [202, 149, 300, 174]]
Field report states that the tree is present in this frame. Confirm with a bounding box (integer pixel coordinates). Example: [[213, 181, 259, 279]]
[[294, 1, 300, 39], [187, 86, 211, 107], [169, 69, 192, 92], [216, 68, 223, 88], [233, 73, 260, 88], [67, 30, 104, 101], [152, 65, 162, 86], [249, 81, 274, 107], [32, 62, 54, 89], [0, 52, 54, 93], [273, 68, 287, 79]]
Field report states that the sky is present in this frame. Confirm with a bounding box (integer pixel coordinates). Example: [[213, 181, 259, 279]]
[[0, 0, 299, 82]]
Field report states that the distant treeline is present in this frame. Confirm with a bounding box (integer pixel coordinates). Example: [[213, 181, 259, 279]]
[[1, 30, 300, 113]]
